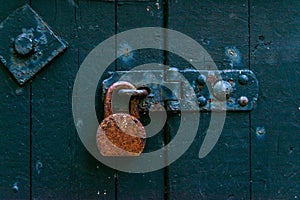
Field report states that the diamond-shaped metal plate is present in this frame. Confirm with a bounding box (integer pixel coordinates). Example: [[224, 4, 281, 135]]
[[0, 4, 68, 85]]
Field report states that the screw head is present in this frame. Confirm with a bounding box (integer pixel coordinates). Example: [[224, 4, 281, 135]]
[[238, 74, 249, 85], [238, 96, 249, 107], [198, 96, 207, 107], [196, 74, 206, 86], [14, 33, 33, 55], [213, 80, 233, 101]]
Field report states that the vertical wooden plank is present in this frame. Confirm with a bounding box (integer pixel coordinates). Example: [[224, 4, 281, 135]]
[[116, 1, 166, 199], [250, 0, 300, 199], [167, 0, 251, 199], [0, 1, 30, 199], [76, 1, 116, 199], [30, 0, 77, 198]]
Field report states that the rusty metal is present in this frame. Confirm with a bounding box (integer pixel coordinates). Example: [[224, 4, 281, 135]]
[[0, 4, 67, 85], [238, 96, 249, 107], [104, 81, 139, 119], [97, 81, 146, 156], [97, 113, 146, 156]]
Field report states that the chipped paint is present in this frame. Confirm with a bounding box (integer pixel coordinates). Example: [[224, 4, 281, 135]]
[[117, 43, 134, 63], [225, 46, 242, 67], [255, 126, 266, 138]]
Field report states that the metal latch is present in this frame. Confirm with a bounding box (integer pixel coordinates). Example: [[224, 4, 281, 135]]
[[102, 69, 259, 112]]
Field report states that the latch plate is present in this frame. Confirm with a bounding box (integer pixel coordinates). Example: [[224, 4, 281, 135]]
[[0, 4, 68, 85], [102, 69, 259, 112]]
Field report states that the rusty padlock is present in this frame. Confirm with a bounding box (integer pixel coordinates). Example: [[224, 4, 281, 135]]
[[96, 81, 147, 156]]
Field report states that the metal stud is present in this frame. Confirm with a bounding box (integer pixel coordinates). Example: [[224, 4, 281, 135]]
[[0, 4, 68, 85], [238, 96, 249, 107], [238, 74, 249, 85], [213, 80, 233, 101]]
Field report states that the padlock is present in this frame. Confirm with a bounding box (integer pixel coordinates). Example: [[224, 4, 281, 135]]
[[96, 81, 147, 156]]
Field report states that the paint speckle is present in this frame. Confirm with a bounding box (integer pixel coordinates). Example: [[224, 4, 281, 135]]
[[290, 146, 294, 153], [12, 182, 18, 193], [15, 88, 24, 96], [155, 1, 160, 10], [225, 46, 241, 67], [35, 160, 43, 175], [68, 0, 78, 8], [76, 119, 83, 128], [227, 194, 235, 200], [117, 43, 134, 63], [256, 126, 266, 136], [200, 38, 211, 45], [253, 35, 272, 51]]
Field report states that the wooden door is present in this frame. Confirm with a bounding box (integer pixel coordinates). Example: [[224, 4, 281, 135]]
[[0, 0, 299, 199]]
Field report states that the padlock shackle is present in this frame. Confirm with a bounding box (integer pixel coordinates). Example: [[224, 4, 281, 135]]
[[104, 81, 141, 119]]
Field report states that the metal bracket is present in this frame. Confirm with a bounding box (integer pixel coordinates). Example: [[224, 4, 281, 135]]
[[0, 4, 68, 85], [102, 69, 259, 112]]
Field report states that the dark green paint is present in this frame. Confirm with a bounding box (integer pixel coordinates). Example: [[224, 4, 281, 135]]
[[250, 0, 300, 199], [0, 0, 299, 199]]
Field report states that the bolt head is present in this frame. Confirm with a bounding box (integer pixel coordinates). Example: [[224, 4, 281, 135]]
[[238, 74, 249, 85], [213, 80, 233, 101], [238, 96, 249, 107], [196, 74, 206, 85], [198, 96, 207, 107], [14, 33, 33, 55]]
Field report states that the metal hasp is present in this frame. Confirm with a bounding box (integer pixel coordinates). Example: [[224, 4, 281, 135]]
[[0, 4, 68, 85], [102, 69, 259, 112]]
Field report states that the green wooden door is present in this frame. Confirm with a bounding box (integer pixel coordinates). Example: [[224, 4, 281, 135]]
[[0, 0, 299, 199]]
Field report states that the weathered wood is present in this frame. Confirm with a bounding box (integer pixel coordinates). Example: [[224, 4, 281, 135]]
[[0, 1, 30, 199], [116, 1, 166, 199], [29, 0, 77, 198], [1, 0, 299, 199], [167, 0, 251, 199], [250, 0, 300, 199], [75, 1, 116, 199]]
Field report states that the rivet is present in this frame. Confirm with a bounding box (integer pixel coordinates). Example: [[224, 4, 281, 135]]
[[238, 96, 249, 107], [212, 80, 233, 101], [238, 74, 249, 85], [14, 33, 34, 55], [196, 74, 206, 86], [198, 96, 207, 107]]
